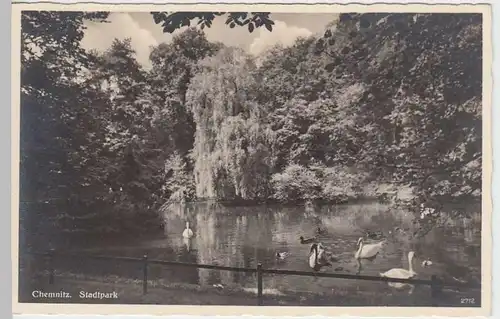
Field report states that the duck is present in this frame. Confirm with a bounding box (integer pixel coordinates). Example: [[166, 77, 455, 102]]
[[276, 252, 290, 260], [422, 259, 433, 267], [380, 251, 417, 294], [212, 283, 224, 290], [309, 243, 332, 271], [182, 221, 194, 239], [354, 237, 386, 274], [300, 236, 317, 244]]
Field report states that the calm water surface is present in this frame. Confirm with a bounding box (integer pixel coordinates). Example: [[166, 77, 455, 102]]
[[69, 201, 481, 299]]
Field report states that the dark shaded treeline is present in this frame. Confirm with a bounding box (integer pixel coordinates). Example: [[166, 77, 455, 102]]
[[19, 12, 482, 244]]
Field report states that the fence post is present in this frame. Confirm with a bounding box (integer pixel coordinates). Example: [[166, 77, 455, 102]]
[[430, 275, 442, 306], [257, 263, 263, 306], [143, 254, 148, 295], [48, 249, 55, 285]]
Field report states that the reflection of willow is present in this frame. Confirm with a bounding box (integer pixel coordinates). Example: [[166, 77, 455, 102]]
[[230, 215, 251, 284], [195, 211, 216, 286], [304, 201, 317, 218], [195, 212, 252, 287], [247, 214, 275, 262], [183, 238, 191, 251], [271, 210, 296, 243], [195, 210, 246, 287], [162, 201, 186, 221]]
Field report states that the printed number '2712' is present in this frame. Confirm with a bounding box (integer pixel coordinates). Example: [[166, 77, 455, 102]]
[[461, 298, 475, 304]]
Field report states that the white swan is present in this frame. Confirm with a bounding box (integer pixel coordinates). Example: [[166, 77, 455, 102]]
[[309, 243, 331, 271], [182, 221, 194, 239], [354, 237, 385, 273], [380, 251, 417, 294]]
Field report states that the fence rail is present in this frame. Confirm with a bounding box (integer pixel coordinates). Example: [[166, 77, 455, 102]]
[[26, 249, 480, 306]]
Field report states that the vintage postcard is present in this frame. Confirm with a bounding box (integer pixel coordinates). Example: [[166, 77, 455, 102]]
[[11, 2, 492, 317]]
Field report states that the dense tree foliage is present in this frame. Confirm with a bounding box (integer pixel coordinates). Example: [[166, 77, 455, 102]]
[[20, 11, 482, 242], [316, 13, 482, 224], [186, 48, 273, 200], [151, 12, 274, 33]]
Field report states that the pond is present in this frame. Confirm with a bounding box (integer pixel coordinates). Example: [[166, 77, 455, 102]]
[[63, 201, 481, 305]]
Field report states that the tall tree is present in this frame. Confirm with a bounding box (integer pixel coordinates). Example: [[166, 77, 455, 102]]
[[317, 13, 482, 224], [84, 38, 167, 232], [148, 28, 222, 158], [20, 11, 109, 243], [186, 48, 273, 200]]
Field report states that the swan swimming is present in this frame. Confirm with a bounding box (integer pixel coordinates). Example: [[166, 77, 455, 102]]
[[354, 237, 386, 274], [309, 243, 332, 271], [182, 221, 194, 239], [380, 251, 417, 294]]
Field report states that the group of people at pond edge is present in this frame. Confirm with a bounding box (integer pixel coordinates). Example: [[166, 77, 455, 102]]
[[181, 204, 436, 295]]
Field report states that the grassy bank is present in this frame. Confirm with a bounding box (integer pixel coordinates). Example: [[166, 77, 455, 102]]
[[19, 270, 480, 307]]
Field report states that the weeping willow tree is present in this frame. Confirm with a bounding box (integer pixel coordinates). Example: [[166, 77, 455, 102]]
[[186, 48, 274, 200]]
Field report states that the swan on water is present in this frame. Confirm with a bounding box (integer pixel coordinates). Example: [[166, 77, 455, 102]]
[[309, 243, 332, 271], [182, 221, 194, 239], [380, 251, 417, 294], [355, 237, 386, 259], [354, 237, 386, 274]]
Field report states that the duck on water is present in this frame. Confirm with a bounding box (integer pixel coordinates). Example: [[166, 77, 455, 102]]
[[276, 251, 290, 260]]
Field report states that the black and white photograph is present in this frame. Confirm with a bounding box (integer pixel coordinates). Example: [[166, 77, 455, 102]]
[[12, 2, 492, 316]]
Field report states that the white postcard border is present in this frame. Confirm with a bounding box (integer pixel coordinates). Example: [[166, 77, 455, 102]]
[[10, 2, 493, 317]]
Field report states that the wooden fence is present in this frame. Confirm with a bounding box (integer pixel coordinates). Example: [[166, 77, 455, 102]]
[[27, 249, 480, 306]]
